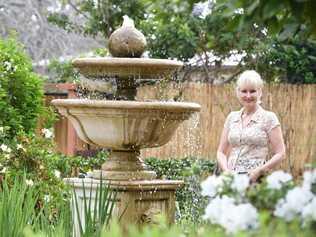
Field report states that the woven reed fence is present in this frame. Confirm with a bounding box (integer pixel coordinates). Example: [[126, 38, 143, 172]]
[[138, 83, 316, 177]]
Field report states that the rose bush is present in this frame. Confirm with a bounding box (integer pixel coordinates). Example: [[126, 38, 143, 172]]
[[201, 169, 316, 234]]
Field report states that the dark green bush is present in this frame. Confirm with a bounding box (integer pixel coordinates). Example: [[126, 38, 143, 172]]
[[144, 157, 215, 223], [0, 37, 44, 137]]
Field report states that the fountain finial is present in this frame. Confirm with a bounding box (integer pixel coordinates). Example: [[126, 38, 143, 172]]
[[122, 15, 134, 27], [108, 16, 147, 58]]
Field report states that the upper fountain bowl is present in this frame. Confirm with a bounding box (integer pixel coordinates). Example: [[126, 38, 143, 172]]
[[51, 99, 200, 150], [72, 57, 183, 79]]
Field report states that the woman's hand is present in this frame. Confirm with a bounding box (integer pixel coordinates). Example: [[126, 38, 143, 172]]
[[248, 168, 263, 183]]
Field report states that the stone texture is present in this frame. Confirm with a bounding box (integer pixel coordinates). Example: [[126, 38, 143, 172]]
[[51, 99, 200, 149], [108, 24, 147, 57], [72, 57, 183, 79], [65, 178, 184, 234]]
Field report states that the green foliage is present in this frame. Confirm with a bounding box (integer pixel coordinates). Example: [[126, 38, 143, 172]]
[[24, 212, 316, 237], [47, 0, 148, 37], [256, 38, 316, 84], [0, 125, 108, 215], [217, 0, 316, 40], [73, 181, 117, 236], [46, 0, 316, 84], [247, 180, 295, 211], [47, 59, 79, 83], [145, 157, 215, 223], [145, 157, 215, 179], [0, 132, 70, 214], [0, 177, 39, 237], [0, 37, 45, 137], [0, 175, 117, 237]]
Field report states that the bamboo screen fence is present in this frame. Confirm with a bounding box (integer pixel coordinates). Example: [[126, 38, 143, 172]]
[[137, 83, 315, 177]]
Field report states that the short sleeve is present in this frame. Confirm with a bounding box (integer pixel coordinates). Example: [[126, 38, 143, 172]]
[[266, 112, 280, 133], [223, 112, 233, 129]]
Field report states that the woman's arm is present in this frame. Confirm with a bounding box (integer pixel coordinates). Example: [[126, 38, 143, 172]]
[[249, 126, 286, 182], [217, 126, 232, 172]]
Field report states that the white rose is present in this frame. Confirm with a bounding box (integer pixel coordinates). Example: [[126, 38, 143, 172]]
[[302, 169, 316, 191], [266, 170, 292, 190], [231, 174, 250, 194], [274, 187, 314, 221]]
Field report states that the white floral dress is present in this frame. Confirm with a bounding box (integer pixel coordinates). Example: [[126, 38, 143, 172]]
[[224, 106, 280, 173]]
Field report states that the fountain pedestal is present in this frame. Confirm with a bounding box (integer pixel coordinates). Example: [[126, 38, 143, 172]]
[[65, 177, 183, 235], [93, 150, 157, 180]]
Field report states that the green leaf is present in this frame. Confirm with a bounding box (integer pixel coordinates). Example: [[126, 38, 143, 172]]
[[246, 0, 260, 16], [262, 0, 285, 20], [279, 23, 300, 41]]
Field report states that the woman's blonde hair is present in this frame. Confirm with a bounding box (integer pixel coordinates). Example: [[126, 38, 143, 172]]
[[236, 70, 264, 90]]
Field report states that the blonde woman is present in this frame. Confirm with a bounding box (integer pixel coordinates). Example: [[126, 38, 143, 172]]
[[217, 70, 286, 182]]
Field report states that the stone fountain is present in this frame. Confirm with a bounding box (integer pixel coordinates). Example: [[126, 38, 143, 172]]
[[52, 16, 200, 230]]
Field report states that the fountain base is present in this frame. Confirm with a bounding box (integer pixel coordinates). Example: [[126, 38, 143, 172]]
[[92, 150, 157, 180], [65, 177, 184, 235]]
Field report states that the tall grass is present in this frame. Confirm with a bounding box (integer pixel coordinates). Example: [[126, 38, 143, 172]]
[[0, 177, 117, 237], [73, 180, 117, 237], [0, 177, 39, 237]]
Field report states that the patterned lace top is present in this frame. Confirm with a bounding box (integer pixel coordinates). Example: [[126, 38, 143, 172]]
[[224, 106, 280, 173]]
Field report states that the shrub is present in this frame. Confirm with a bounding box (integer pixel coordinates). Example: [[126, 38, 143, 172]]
[[0, 125, 110, 215], [0, 37, 44, 137]]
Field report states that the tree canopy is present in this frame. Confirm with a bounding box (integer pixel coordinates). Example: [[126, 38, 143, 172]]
[[47, 0, 316, 83]]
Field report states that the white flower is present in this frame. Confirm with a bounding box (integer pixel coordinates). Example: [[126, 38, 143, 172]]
[[231, 174, 250, 194], [0, 167, 6, 173], [192, 1, 212, 19], [266, 170, 292, 190], [41, 128, 53, 139], [302, 169, 316, 191], [204, 195, 259, 234], [301, 197, 316, 222], [26, 179, 34, 186], [201, 174, 230, 197], [274, 187, 314, 221], [54, 170, 61, 178], [226, 203, 259, 233], [17, 144, 26, 151], [0, 127, 4, 133], [0, 144, 11, 153], [31, 14, 37, 22], [203, 195, 235, 222], [44, 195, 51, 203], [3, 61, 12, 71]]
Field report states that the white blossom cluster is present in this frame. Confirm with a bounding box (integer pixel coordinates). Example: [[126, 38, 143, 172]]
[[201, 173, 257, 233], [0, 144, 11, 153], [192, 0, 215, 19], [274, 169, 316, 223], [203, 195, 259, 233], [41, 128, 54, 139], [266, 170, 293, 190], [2, 60, 17, 74], [201, 173, 249, 198], [200, 169, 316, 233]]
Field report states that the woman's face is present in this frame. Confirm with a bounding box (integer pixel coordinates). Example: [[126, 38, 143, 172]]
[[237, 84, 262, 109]]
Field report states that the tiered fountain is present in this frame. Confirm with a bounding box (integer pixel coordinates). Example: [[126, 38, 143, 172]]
[[52, 16, 200, 229]]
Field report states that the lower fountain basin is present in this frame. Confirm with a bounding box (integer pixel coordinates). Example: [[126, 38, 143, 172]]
[[51, 99, 201, 149]]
